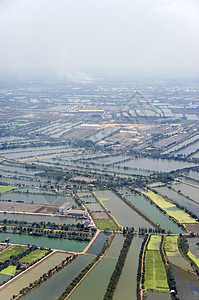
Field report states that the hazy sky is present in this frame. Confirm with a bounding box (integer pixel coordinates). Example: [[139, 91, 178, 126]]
[[0, 0, 199, 75]]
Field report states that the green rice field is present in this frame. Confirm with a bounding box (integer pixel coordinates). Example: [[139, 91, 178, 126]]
[[147, 235, 162, 250], [0, 265, 17, 276], [143, 190, 197, 224], [0, 185, 17, 194], [144, 250, 169, 291], [0, 246, 27, 263], [164, 236, 192, 271], [95, 220, 118, 231], [19, 249, 49, 264]]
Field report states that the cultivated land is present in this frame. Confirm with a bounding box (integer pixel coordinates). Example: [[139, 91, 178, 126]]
[[142, 190, 198, 225], [144, 250, 169, 291], [164, 235, 192, 271], [0, 185, 17, 194], [0, 246, 27, 263], [19, 249, 49, 264], [147, 235, 162, 250], [0, 266, 17, 276]]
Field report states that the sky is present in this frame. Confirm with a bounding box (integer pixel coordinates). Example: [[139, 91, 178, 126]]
[[0, 0, 199, 76]]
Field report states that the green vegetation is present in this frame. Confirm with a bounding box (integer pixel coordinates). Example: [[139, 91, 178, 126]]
[[0, 265, 17, 276], [0, 185, 17, 194], [165, 210, 197, 224], [164, 236, 178, 255], [0, 246, 27, 263], [147, 235, 161, 250], [143, 190, 197, 224], [144, 250, 169, 291], [143, 190, 174, 209], [19, 249, 48, 264], [95, 220, 118, 231], [103, 232, 133, 299], [187, 251, 199, 267]]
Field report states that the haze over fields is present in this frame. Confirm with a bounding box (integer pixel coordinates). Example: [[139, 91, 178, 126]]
[[0, 0, 199, 75]]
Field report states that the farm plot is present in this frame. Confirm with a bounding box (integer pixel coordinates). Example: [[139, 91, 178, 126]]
[[144, 250, 169, 291], [147, 235, 161, 250], [0, 185, 17, 194], [142, 190, 198, 224], [164, 236, 192, 271], [0, 265, 17, 276], [19, 249, 49, 265], [0, 246, 27, 263]]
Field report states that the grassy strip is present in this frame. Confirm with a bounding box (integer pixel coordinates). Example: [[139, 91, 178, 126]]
[[19, 249, 48, 264], [147, 235, 162, 250], [95, 220, 118, 231], [103, 231, 133, 300], [0, 185, 17, 193]]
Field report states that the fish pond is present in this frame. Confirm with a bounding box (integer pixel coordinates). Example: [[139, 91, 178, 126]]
[[0, 212, 82, 225], [23, 255, 93, 300], [123, 193, 184, 234], [152, 185, 199, 218], [0, 191, 75, 206], [114, 235, 144, 300], [0, 232, 87, 252], [117, 157, 197, 172], [94, 190, 153, 229], [171, 264, 199, 300]]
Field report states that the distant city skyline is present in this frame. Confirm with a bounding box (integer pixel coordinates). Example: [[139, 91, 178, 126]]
[[0, 0, 199, 75]]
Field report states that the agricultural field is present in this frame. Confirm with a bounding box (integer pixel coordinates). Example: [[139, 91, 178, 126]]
[[147, 235, 162, 250], [0, 246, 27, 263], [164, 236, 192, 271], [0, 185, 17, 194], [142, 190, 197, 225], [187, 251, 199, 267], [165, 210, 198, 224], [19, 249, 49, 265], [95, 220, 118, 231], [0, 265, 17, 276], [144, 250, 169, 291]]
